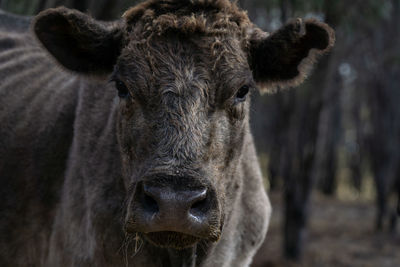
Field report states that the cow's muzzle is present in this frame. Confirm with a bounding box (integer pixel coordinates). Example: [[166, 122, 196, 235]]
[[125, 175, 222, 249]]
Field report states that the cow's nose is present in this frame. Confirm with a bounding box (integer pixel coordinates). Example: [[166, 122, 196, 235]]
[[127, 177, 220, 240], [142, 182, 208, 219]]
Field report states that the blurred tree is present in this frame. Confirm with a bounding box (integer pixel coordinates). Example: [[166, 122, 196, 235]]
[[262, 0, 340, 260], [361, 0, 400, 231]]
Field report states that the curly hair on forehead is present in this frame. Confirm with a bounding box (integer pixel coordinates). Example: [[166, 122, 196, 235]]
[[120, 0, 253, 74], [122, 0, 251, 38]]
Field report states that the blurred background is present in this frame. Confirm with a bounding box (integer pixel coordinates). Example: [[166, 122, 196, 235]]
[[1, 0, 399, 266]]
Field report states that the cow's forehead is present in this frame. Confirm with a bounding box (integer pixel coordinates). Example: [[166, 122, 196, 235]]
[[117, 33, 250, 100], [116, 0, 253, 96], [114, 0, 255, 100]]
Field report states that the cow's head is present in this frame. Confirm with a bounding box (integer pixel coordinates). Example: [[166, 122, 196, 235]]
[[33, 0, 334, 250]]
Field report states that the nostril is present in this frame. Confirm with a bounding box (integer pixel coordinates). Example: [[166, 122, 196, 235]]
[[190, 191, 209, 217], [143, 193, 159, 213], [142, 184, 159, 213]]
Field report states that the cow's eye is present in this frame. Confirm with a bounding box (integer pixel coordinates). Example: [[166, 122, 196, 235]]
[[114, 80, 130, 98], [235, 85, 249, 102]]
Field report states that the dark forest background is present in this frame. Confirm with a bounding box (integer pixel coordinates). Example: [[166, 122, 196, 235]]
[[1, 0, 399, 266]]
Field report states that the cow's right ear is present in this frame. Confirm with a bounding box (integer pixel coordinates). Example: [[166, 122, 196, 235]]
[[33, 7, 124, 75]]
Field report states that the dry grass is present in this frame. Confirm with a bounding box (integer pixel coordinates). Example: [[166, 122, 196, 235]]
[[251, 192, 400, 267]]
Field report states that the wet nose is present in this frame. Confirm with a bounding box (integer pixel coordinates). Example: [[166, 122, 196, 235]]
[[127, 176, 219, 239], [143, 182, 208, 219]]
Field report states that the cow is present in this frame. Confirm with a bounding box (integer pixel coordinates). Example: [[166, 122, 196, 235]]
[[0, 0, 334, 266]]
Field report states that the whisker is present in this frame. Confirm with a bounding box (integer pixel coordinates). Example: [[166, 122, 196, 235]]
[[131, 233, 144, 258]]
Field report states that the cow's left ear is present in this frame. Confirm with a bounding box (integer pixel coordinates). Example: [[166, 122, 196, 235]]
[[248, 18, 335, 92], [33, 7, 124, 75]]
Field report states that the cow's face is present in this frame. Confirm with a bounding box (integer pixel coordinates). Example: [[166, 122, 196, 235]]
[[33, 0, 334, 249], [113, 32, 252, 248]]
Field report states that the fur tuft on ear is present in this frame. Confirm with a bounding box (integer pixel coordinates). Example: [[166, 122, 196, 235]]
[[33, 7, 124, 75], [248, 18, 335, 93]]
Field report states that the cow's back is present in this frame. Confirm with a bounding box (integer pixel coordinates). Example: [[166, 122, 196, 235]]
[[0, 10, 79, 266]]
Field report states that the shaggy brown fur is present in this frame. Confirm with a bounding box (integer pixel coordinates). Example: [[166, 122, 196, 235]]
[[122, 0, 249, 35], [0, 1, 334, 266]]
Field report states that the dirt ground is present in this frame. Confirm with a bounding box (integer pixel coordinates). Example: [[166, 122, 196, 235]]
[[251, 192, 400, 267]]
